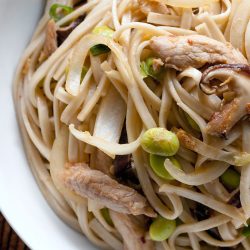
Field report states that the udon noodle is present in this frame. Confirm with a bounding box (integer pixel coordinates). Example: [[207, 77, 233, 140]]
[[13, 0, 250, 249]]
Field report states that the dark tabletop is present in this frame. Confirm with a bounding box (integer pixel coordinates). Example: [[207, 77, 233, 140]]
[[0, 213, 29, 250]]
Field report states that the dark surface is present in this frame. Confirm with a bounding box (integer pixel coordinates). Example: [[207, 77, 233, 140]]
[[0, 213, 29, 250]]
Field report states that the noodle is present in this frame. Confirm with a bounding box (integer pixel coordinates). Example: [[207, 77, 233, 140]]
[[13, 0, 250, 249]]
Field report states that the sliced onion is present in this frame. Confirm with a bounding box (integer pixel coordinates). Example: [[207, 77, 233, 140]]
[[160, 184, 246, 223], [164, 159, 229, 186], [69, 124, 142, 158], [93, 85, 126, 143]]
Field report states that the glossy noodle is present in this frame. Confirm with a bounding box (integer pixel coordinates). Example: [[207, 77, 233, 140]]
[[13, 0, 250, 249]]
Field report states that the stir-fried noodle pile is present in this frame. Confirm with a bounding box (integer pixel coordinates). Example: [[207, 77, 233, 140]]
[[13, 0, 250, 249]]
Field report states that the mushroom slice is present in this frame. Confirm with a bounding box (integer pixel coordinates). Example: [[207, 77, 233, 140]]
[[200, 64, 250, 137], [63, 162, 156, 217], [149, 34, 247, 71], [110, 211, 155, 250]]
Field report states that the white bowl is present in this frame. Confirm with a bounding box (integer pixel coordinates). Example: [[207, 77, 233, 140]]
[[0, 1, 97, 249]]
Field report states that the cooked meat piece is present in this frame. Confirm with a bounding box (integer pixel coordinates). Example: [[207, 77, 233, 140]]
[[57, 15, 85, 45], [63, 163, 156, 217], [150, 34, 247, 71], [39, 20, 58, 62], [201, 64, 250, 137], [139, 0, 169, 15], [152, 58, 164, 71], [110, 211, 155, 250], [206, 98, 240, 138], [174, 128, 196, 151]]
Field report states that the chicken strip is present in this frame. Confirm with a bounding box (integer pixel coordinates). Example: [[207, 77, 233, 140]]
[[39, 20, 58, 62], [63, 163, 156, 217], [150, 34, 247, 71], [110, 211, 155, 250]]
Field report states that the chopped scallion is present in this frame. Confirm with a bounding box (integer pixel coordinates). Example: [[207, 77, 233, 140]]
[[90, 44, 111, 56], [92, 25, 114, 38], [140, 57, 163, 81], [49, 4, 73, 22], [90, 26, 114, 56]]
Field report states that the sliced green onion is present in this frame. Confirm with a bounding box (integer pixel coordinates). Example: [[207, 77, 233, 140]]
[[150, 155, 181, 180], [101, 208, 113, 226], [49, 4, 74, 22], [92, 25, 114, 38], [242, 225, 250, 237], [149, 216, 176, 241], [140, 61, 149, 78], [220, 168, 240, 190], [90, 44, 110, 56], [90, 26, 114, 56], [140, 57, 163, 81]]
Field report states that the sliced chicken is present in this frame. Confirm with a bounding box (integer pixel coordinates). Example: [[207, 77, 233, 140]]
[[150, 34, 247, 71], [39, 20, 58, 62], [63, 163, 156, 217], [138, 0, 169, 15], [110, 211, 155, 250]]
